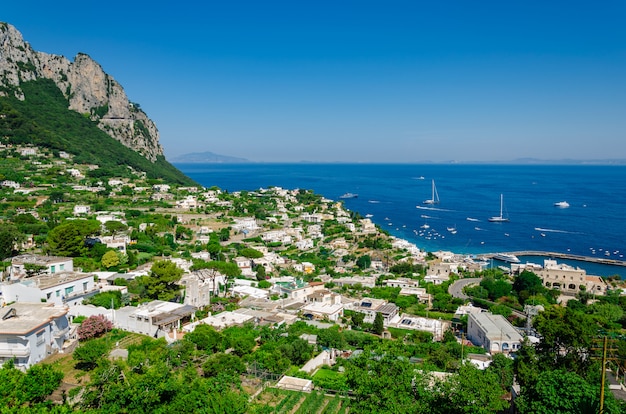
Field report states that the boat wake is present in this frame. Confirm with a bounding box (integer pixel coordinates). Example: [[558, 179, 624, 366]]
[[368, 200, 380, 204], [534, 227, 581, 234], [416, 205, 452, 212], [466, 217, 480, 222]]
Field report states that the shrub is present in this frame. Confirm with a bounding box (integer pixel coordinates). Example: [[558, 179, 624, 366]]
[[77, 314, 113, 340]]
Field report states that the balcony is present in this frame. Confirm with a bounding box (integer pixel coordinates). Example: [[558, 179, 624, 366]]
[[52, 326, 70, 338], [0, 345, 30, 358]]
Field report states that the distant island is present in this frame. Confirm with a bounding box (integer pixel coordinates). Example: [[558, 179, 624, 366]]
[[169, 151, 250, 163]]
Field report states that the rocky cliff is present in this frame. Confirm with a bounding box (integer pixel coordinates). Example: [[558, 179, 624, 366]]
[[0, 22, 163, 162]]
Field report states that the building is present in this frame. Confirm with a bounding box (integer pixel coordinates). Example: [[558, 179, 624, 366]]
[[0, 303, 72, 370], [178, 269, 226, 308], [114, 300, 196, 340], [467, 312, 523, 354], [9, 255, 74, 279], [2, 272, 99, 307], [535, 259, 607, 296], [393, 314, 450, 341]]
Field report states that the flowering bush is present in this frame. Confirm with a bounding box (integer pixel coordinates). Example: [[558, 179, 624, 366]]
[[77, 314, 113, 340]]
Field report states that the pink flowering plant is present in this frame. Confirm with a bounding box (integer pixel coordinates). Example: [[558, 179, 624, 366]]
[[77, 314, 113, 340]]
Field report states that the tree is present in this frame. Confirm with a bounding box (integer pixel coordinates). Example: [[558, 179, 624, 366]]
[[0, 224, 24, 260], [77, 314, 113, 340], [202, 353, 245, 378], [101, 250, 120, 269], [47, 219, 100, 257], [486, 352, 514, 390], [430, 363, 509, 414], [532, 306, 596, 374], [73, 338, 110, 370], [373, 312, 384, 335], [513, 270, 545, 304], [356, 254, 371, 270], [104, 220, 128, 237], [185, 324, 223, 352], [240, 247, 263, 259], [22, 364, 64, 403], [515, 369, 620, 414], [255, 264, 267, 280], [136, 260, 184, 301], [346, 353, 431, 413], [23, 263, 47, 277], [351, 311, 365, 328]]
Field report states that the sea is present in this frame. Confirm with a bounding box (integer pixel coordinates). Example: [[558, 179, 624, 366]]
[[175, 163, 626, 278]]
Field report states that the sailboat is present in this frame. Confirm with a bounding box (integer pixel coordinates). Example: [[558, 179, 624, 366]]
[[488, 194, 510, 222], [423, 179, 440, 204]]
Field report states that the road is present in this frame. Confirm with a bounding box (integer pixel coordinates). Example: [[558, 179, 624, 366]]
[[448, 277, 482, 300], [448, 277, 527, 319]]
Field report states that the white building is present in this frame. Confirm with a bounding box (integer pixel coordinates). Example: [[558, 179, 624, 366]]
[[0, 303, 72, 370], [467, 312, 523, 354], [179, 269, 226, 307], [2, 272, 98, 307], [9, 255, 74, 279], [73, 205, 91, 215], [114, 300, 196, 339]]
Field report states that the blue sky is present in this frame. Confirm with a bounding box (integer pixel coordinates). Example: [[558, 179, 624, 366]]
[[3, 1, 625, 162]]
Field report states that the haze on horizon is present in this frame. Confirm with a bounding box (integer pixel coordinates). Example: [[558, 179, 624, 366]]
[[3, 1, 625, 163]]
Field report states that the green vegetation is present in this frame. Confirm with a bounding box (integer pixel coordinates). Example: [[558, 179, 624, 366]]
[[0, 78, 194, 185]]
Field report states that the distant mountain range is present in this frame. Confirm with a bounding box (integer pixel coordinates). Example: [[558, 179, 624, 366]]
[[169, 151, 250, 163]]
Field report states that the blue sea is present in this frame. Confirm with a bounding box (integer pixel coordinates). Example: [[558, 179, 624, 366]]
[[176, 163, 626, 277]]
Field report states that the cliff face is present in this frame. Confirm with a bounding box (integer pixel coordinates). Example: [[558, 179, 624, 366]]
[[0, 22, 163, 161]]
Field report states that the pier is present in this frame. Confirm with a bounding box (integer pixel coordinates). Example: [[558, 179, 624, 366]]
[[482, 251, 626, 267]]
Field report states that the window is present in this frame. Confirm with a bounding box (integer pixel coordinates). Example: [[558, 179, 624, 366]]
[[83, 282, 88, 291], [50, 265, 56, 273], [64, 286, 74, 296], [60, 264, 65, 271], [56, 290, 60, 297]]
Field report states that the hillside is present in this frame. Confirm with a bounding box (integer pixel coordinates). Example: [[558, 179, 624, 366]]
[[0, 78, 194, 185], [0, 22, 194, 185]]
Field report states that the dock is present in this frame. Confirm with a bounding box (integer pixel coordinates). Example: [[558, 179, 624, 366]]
[[482, 251, 626, 267]]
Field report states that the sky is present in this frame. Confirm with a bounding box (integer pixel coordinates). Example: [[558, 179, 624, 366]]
[[2, 1, 626, 163]]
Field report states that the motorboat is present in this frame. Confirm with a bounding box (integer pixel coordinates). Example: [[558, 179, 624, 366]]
[[340, 193, 358, 199], [554, 201, 570, 208]]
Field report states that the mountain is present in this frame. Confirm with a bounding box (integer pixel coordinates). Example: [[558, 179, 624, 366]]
[[170, 151, 250, 163], [0, 22, 194, 185]]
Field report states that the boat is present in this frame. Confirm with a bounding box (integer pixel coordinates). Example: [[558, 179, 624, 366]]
[[492, 253, 520, 263], [422, 179, 440, 205], [554, 201, 570, 208], [488, 194, 510, 222], [340, 193, 358, 199], [447, 226, 457, 234]]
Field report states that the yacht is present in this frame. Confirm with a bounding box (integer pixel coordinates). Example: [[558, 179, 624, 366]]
[[422, 179, 440, 204], [488, 194, 510, 222], [492, 253, 520, 263]]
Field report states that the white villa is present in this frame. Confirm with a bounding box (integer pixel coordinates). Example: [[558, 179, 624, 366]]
[[0, 303, 72, 370]]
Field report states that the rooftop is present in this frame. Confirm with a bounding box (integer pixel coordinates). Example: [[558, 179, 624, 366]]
[[0, 303, 68, 335]]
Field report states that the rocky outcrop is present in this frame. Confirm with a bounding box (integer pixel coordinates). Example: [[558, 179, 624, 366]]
[[0, 22, 163, 161]]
